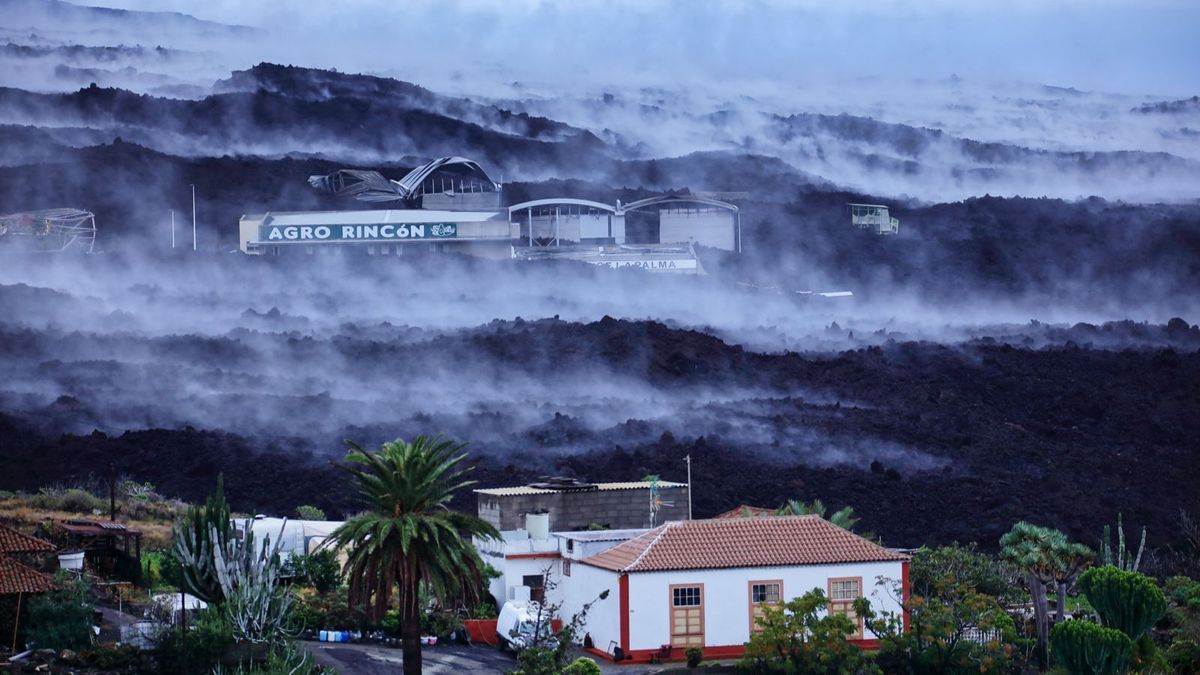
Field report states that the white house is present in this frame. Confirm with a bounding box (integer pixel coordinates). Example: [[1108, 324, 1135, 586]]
[[555, 515, 910, 663], [475, 510, 648, 606]]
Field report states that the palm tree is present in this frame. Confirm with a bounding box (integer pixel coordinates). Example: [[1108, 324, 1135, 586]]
[[776, 498, 861, 531], [332, 436, 499, 675]]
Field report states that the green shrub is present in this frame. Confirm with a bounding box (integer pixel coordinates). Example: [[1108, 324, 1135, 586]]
[[154, 608, 232, 675], [686, 646, 703, 667], [1078, 566, 1167, 641], [60, 488, 103, 513], [471, 602, 498, 620], [282, 550, 341, 593], [381, 609, 401, 636], [294, 505, 326, 521], [25, 572, 93, 651], [1050, 620, 1132, 675], [1165, 639, 1200, 672], [80, 644, 143, 669], [562, 656, 602, 675]]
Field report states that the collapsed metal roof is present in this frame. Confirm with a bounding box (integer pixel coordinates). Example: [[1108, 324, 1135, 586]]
[[0, 208, 96, 253], [308, 156, 499, 203]]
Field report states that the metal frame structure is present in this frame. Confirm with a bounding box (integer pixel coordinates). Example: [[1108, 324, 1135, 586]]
[[508, 198, 620, 248], [619, 194, 741, 253], [0, 208, 96, 253], [308, 157, 501, 204]]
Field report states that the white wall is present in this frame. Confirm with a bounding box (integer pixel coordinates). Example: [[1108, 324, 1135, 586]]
[[659, 209, 735, 250], [626, 561, 905, 651], [559, 563, 621, 652]]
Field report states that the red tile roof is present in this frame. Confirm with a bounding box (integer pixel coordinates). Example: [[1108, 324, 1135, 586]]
[[0, 524, 56, 553], [0, 556, 58, 594], [580, 515, 908, 573], [714, 504, 776, 519]]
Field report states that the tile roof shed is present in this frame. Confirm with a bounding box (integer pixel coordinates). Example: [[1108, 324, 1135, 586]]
[[0, 556, 58, 594], [0, 524, 56, 554], [581, 515, 908, 573]]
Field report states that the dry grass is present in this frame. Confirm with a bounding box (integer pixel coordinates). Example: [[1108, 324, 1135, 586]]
[[0, 494, 185, 549]]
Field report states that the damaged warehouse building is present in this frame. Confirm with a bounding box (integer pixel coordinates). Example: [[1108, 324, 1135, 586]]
[[238, 157, 741, 273]]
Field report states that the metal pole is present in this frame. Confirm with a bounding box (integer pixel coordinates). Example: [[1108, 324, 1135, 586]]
[[170, 210, 175, 249], [736, 211, 742, 253], [190, 184, 197, 251], [685, 455, 693, 520], [554, 207, 560, 247], [11, 592, 21, 652], [528, 209, 533, 247]]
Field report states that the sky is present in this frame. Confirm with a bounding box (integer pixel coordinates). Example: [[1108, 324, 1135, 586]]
[[86, 0, 1200, 97]]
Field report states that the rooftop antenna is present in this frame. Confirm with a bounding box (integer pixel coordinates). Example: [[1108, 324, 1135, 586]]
[[685, 455, 693, 520]]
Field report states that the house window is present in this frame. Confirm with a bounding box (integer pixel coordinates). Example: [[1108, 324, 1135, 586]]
[[563, 559, 571, 577], [828, 577, 864, 639], [748, 580, 783, 633], [523, 574, 546, 604], [670, 584, 704, 647]]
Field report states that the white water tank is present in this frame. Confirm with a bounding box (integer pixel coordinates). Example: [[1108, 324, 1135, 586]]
[[525, 512, 550, 541], [58, 550, 84, 572]]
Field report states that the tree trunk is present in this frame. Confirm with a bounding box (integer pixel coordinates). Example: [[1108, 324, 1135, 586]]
[[1055, 581, 1068, 623], [402, 577, 422, 675], [1030, 575, 1050, 671]]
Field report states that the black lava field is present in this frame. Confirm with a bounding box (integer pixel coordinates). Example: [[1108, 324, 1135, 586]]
[[0, 256, 1197, 556]]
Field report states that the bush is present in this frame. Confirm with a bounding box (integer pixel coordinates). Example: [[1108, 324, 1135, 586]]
[[562, 656, 602, 675], [294, 505, 326, 521], [1050, 620, 1132, 675], [471, 602, 498, 620], [1165, 639, 1200, 672], [1078, 566, 1167, 641], [80, 644, 143, 669], [60, 488, 103, 513], [153, 608, 232, 675], [289, 588, 364, 632], [282, 550, 341, 593], [686, 646, 703, 667], [25, 572, 93, 651]]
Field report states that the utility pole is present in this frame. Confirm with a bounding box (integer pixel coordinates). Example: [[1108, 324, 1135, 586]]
[[685, 454, 693, 520], [190, 184, 197, 251]]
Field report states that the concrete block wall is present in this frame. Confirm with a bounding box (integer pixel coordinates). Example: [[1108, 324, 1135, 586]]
[[479, 486, 690, 532]]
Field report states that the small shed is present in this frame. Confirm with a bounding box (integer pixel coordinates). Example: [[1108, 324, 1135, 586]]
[[56, 520, 142, 582]]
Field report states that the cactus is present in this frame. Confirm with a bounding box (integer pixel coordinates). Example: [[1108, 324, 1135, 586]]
[[1051, 619, 1133, 675], [172, 475, 235, 604], [1100, 514, 1146, 572], [1078, 566, 1166, 641], [212, 520, 294, 644]]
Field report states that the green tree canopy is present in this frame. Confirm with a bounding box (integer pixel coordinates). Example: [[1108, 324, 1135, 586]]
[[331, 436, 499, 675]]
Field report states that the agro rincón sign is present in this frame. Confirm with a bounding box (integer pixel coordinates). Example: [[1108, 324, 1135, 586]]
[[260, 223, 458, 243]]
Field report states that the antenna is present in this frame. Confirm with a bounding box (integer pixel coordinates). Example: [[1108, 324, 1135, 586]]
[[685, 455, 693, 520]]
